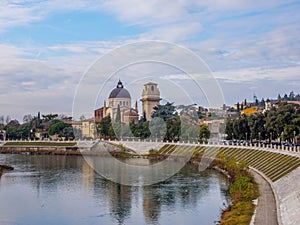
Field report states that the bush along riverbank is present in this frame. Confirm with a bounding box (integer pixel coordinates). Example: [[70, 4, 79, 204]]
[[212, 153, 259, 225]]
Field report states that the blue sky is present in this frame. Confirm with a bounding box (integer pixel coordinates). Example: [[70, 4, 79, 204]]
[[0, 0, 299, 120]]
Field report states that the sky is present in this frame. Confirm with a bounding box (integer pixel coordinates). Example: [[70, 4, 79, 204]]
[[0, 0, 299, 121]]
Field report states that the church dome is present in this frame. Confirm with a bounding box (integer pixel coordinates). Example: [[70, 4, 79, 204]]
[[109, 80, 131, 99]]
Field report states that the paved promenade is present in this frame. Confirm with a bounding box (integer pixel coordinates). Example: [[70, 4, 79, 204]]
[[252, 171, 278, 225]]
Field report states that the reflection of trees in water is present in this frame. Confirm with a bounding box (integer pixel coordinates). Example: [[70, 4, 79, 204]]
[[3, 155, 229, 225], [142, 165, 219, 224], [3, 155, 85, 194], [108, 182, 132, 225], [143, 186, 162, 224]]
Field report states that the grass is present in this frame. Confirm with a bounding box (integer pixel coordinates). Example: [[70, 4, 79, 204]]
[[214, 154, 259, 225], [220, 201, 255, 225], [4, 141, 77, 147]]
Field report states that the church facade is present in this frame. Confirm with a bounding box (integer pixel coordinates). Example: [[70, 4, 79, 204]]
[[94, 80, 161, 124]]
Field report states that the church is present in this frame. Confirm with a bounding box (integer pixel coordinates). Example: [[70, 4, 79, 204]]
[[94, 80, 161, 124]]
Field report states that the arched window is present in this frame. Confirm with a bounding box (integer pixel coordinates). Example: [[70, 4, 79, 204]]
[[126, 101, 128, 106], [151, 85, 154, 91]]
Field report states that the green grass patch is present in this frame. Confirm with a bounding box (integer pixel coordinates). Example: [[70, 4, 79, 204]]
[[4, 142, 76, 147]]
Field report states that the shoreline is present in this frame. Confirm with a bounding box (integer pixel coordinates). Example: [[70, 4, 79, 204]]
[[0, 146, 275, 225]]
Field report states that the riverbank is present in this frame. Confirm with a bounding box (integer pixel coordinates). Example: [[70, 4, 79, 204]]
[[207, 154, 259, 225], [0, 143, 137, 157]]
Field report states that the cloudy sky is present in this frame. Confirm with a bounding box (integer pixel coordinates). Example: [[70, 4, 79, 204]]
[[0, 0, 299, 121]]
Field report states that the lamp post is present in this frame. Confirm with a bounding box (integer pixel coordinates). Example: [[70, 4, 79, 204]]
[[258, 132, 261, 146], [294, 130, 296, 145]]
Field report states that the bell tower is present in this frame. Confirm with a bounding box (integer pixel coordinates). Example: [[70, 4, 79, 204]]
[[141, 82, 161, 121]]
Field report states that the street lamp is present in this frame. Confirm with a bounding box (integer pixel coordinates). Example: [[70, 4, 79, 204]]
[[270, 132, 272, 142], [246, 132, 248, 142], [258, 132, 261, 146], [294, 130, 296, 145]]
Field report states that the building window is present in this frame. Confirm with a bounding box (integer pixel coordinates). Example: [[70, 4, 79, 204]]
[[151, 85, 154, 91], [123, 101, 125, 106], [126, 101, 128, 106]]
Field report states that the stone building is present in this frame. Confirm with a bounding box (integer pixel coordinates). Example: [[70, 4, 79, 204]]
[[141, 82, 161, 121], [95, 80, 139, 124]]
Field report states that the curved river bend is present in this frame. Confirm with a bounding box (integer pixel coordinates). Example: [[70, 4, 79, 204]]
[[0, 154, 229, 225]]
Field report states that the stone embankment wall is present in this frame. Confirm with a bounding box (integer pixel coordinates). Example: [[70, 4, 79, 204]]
[[274, 167, 300, 225]]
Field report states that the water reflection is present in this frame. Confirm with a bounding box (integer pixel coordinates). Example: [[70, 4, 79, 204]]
[[0, 154, 228, 225]]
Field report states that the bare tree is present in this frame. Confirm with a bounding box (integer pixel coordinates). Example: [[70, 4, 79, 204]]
[[23, 114, 33, 124], [5, 115, 11, 125], [79, 115, 86, 121], [0, 115, 4, 125]]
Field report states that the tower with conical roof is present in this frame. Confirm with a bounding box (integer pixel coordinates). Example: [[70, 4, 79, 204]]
[[141, 82, 161, 121]]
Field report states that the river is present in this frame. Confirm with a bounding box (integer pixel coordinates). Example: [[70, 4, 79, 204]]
[[0, 154, 229, 225]]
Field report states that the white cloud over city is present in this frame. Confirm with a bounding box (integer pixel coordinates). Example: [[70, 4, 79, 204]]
[[0, 0, 299, 120]]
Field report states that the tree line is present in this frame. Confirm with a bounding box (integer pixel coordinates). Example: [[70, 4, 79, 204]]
[[0, 113, 75, 140], [97, 102, 211, 142], [225, 102, 300, 143]]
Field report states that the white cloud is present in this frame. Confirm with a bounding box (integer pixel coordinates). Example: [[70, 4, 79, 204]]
[[0, 0, 299, 120], [214, 66, 300, 83]]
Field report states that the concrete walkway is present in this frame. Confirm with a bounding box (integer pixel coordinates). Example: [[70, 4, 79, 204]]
[[251, 171, 278, 225]]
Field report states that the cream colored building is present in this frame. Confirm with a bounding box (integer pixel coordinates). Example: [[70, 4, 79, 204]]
[[95, 80, 139, 124], [71, 119, 95, 140], [141, 82, 161, 121]]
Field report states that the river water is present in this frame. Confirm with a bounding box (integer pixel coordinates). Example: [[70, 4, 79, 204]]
[[0, 154, 229, 225]]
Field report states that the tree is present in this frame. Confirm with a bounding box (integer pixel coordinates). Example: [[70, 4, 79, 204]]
[[152, 102, 180, 141], [282, 125, 298, 142], [152, 102, 177, 120], [199, 124, 210, 141], [48, 121, 71, 136], [260, 98, 265, 108], [248, 113, 266, 140], [197, 106, 206, 119], [23, 114, 33, 123], [265, 102, 297, 140], [225, 119, 234, 140], [115, 104, 121, 123], [61, 126, 74, 140], [225, 102, 299, 142], [97, 116, 112, 137], [5, 116, 11, 125], [42, 114, 58, 122], [277, 94, 282, 100], [0, 115, 4, 125], [79, 115, 86, 121], [130, 120, 150, 139]]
